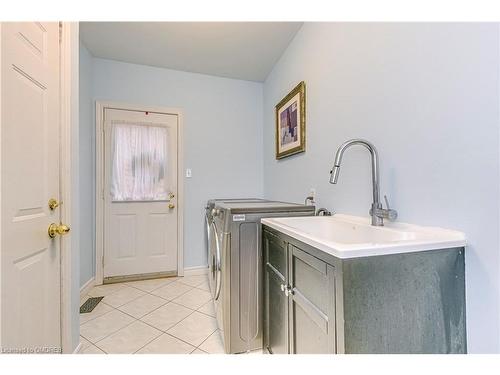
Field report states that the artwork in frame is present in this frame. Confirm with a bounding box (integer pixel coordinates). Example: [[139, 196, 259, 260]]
[[275, 81, 306, 159]]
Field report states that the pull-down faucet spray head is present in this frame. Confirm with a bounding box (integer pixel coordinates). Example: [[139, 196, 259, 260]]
[[330, 141, 349, 184], [329, 165, 340, 184]]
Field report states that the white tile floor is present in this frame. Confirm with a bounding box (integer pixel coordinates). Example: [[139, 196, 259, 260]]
[[79, 275, 225, 354]]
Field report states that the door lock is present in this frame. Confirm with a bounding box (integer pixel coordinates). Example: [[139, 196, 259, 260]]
[[48, 198, 61, 210], [48, 223, 70, 238]]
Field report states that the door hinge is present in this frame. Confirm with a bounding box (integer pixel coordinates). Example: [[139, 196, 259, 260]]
[[102, 256, 104, 267], [58, 22, 62, 43]]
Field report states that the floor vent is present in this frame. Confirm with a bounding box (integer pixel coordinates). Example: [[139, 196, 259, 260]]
[[80, 296, 104, 314]]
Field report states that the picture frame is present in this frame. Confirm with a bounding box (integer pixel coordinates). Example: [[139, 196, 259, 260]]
[[275, 81, 306, 159]]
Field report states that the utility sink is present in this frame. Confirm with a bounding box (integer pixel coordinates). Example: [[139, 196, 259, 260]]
[[261, 214, 466, 259]]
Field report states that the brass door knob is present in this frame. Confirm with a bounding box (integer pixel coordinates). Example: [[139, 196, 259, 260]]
[[168, 203, 175, 209], [48, 223, 70, 238]]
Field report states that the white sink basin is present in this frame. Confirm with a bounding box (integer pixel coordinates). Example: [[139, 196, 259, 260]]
[[261, 214, 466, 259]]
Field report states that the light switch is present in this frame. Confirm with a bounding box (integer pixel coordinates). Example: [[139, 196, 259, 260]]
[[185, 168, 192, 178]]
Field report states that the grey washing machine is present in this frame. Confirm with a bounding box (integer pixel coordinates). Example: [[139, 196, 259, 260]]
[[211, 200, 315, 353], [205, 199, 265, 299]]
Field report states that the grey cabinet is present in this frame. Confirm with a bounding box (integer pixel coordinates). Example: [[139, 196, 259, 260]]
[[263, 230, 288, 354], [262, 226, 467, 354], [288, 245, 336, 354], [263, 231, 336, 354]]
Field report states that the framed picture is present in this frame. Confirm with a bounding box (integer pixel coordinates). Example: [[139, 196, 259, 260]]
[[275, 81, 306, 159]]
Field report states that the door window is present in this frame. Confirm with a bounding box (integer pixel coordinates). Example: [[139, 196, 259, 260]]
[[110, 122, 169, 201]]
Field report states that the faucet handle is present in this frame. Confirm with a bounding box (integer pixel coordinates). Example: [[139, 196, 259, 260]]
[[382, 195, 398, 221], [384, 195, 391, 209]]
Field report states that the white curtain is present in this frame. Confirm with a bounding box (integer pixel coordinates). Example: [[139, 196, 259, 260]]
[[111, 122, 169, 201]]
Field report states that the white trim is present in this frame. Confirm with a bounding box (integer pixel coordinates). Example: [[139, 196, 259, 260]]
[[80, 277, 95, 299], [60, 22, 79, 354], [183, 265, 209, 276], [95, 101, 184, 285], [73, 342, 82, 354], [498, 23, 500, 352], [95, 102, 104, 284], [177, 111, 185, 277], [0, 23, 3, 344]]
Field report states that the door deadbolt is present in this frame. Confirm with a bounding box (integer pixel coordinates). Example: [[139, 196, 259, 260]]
[[48, 198, 61, 210]]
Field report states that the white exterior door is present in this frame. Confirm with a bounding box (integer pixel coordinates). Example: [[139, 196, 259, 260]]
[[0, 22, 62, 351], [103, 108, 178, 279]]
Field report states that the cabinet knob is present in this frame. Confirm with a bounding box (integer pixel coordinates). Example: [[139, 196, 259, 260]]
[[281, 284, 293, 296]]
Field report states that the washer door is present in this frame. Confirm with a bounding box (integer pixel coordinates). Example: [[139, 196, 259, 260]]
[[206, 213, 215, 295], [212, 222, 222, 301], [205, 211, 212, 266], [208, 218, 222, 300]]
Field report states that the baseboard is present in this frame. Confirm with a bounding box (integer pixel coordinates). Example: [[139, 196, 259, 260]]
[[183, 265, 209, 276], [80, 277, 95, 299], [73, 342, 82, 354], [82, 269, 206, 287], [104, 271, 176, 284]]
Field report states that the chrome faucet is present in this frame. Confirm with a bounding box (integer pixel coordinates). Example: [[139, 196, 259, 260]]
[[329, 139, 397, 226]]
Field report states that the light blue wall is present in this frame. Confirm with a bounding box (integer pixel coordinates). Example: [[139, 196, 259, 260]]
[[78, 52, 264, 285], [79, 23, 499, 352], [79, 41, 95, 287], [263, 23, 500, 353]]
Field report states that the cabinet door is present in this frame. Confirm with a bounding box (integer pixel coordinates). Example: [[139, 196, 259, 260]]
[[263, 230, 289, 354], [288, 245, 336, 354]]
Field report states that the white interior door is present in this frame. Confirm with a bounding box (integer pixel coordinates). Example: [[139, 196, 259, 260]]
[[103, 108, 178, 279], [1, 22, 62, 351]]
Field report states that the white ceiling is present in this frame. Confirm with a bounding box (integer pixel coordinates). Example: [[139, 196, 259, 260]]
[[80, 22, 303, 82]]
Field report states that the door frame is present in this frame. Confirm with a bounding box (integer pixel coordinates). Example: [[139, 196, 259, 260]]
[[60, 22, 80, 353], [95, 101, 184, 285]]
